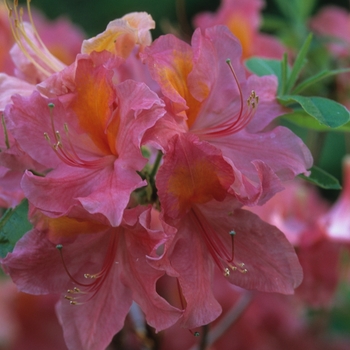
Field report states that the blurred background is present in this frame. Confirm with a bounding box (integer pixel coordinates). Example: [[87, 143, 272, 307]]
[[1, 1, 350, 349]]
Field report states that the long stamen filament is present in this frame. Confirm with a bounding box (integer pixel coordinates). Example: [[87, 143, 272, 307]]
[[56, 233, 118, 305], [44, 103, 112, 169], [195, 59, 258, 139], [5, 0, 65, 77], [191, 209, 247, 276]]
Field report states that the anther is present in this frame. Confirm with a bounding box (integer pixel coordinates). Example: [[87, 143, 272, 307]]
[[193, 332, 200, 337], [224, 268, 230, 277], [70, 301, 77, 305], [56, 244, 63, 250]]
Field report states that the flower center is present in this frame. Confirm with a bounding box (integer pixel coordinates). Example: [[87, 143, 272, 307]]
[[44, 103, 114, 169], [196, 59, 258, 139], [56, 233, 117, 305], [191, 208, 247, 277]]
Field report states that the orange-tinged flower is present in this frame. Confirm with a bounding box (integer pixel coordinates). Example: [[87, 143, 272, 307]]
[[81, 12, 155, 59]]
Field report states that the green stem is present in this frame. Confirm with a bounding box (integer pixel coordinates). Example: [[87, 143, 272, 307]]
[[149, 151, 163, 179]]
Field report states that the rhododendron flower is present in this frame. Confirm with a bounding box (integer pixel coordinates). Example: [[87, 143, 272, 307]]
[[142, 25, 312, 206], [248, 180, 341, 307], [82, 12, 155, 58], [2, 206, 182, 350], [193, 0, 285, 60], [0, 278, 67, 350], [5, 53, 166, 226], [320, 156, 350, 242], [310, 6, 350, 108], [5, 0, 84, 83], [153, 138, 303, 328], [310, 6, 350, 58]]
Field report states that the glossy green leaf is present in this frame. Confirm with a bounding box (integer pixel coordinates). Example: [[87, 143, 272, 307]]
[[0, 200, 32, 258], [282, 111, 350, 132], [293, 68, 350, 94], [279, 95, 350, 128], [299, 166, 341, 190], [245, 58, 282, 78]]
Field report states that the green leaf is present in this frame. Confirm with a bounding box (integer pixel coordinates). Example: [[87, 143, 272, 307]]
[[273, 0, 295, 20], [0, 200, 32, 258], [294, 0, 317, 19], [299, 166, 341, 190], [278, 95, 350, 128], [282, 111, 350, 132], [292, 68, 350, 94], [284, 33, 313, 94], [245, 57, 281, 77]]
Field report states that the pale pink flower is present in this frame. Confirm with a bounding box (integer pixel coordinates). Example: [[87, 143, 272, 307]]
[[248, 180, 341, 307], [320, 156, 350, 242], [81, 12, 155, 58], [193, 0, 285, 60]]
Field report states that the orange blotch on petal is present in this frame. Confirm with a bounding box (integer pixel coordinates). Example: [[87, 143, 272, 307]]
[[70, 59, 116, 155], [227, 16, 254, 59]]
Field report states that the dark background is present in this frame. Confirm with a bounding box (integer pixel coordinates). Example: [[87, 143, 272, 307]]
[[25, 0, 350, 38]]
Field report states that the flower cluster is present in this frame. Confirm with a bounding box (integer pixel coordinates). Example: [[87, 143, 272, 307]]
[[0, 0, 331, 349]]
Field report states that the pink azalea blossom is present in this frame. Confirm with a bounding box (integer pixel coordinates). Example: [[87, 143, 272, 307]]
[[152, 134, 303, 328], [320, 156, 350, 242], [82, 12, 155, 58], [159, 276, 350, 350], [5, 52, 166, 226], [0, 278, 67, 350], [310, 6, 350, 108], [193, 0, 285, 60], [142, 26, 312, 206], [248, 180, 341, 307], [1, 206, 182, 350], [310, 6, 350, 58]]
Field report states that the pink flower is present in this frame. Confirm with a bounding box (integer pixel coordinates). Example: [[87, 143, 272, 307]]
[[151, 134, 303, 328], [0, 278, 67, 350], [320, 156, 350, 242], [142, 26, 312, 206], [5, 53, 165, 226], [5, 1, 84, 84], [193, 0, 285, 60], [310, 6, 350, 58], [248, 180, 341, 307], [1, 206, 182, 350], [310, 6, 350, 108], [82, 12, 155, 58]]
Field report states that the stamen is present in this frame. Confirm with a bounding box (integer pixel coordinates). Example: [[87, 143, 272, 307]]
[[56, 233, 118, 305], [191, 209, 248, 277], [195, 58, 258, 138], [44, 103, 112, 169], [5, 0, 65, 77]]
